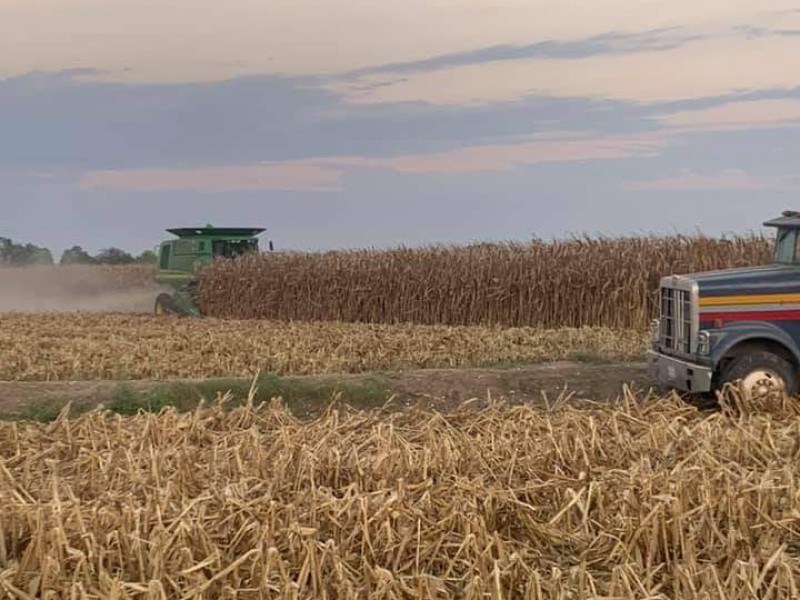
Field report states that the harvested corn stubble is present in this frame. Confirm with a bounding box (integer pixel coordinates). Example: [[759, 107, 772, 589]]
[[1, 389, 799, 598], [0, 313, 646, 381]]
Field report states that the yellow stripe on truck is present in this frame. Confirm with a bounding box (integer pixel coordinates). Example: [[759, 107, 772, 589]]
[[699, 293, 800, 307]]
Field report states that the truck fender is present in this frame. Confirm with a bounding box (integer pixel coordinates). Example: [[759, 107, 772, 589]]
[[709, 321, 800, 368]]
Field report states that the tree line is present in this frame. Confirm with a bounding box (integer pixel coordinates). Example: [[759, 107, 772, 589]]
[[0, 237, 157, 267]]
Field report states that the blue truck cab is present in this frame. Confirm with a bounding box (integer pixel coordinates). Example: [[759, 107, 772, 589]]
[[648, 210, 800, 398]]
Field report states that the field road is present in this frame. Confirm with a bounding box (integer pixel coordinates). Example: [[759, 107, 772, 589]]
[[0, 361, 657, 418]]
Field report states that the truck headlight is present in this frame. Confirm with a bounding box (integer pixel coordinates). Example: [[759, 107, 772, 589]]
[[697, 331, 710, 356], [650, 319, 660, 343]]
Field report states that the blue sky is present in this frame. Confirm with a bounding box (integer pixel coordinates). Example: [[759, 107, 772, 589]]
[[2, 1, 800, 257]]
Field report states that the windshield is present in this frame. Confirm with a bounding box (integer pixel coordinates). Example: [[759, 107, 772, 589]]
[[774, 228, 800, 264], [212, 239, 259, 259]]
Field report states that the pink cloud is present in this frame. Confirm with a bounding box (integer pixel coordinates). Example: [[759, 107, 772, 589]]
[[332, 35, 800, 106], [78, 133, 671, 192], [348, 135, 665, 173], [657, 98, 800, 132], [79, 162, 343, 192]]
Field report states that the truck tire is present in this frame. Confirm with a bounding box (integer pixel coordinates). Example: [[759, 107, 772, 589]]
[[718, 350, 798, 398]]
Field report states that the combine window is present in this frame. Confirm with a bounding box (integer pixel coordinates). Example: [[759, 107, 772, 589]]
[[159, 245, 171, 269], [212, 239, 258, 259]]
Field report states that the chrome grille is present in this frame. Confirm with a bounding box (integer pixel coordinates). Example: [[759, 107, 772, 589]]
[[660, 285, 694, 354]]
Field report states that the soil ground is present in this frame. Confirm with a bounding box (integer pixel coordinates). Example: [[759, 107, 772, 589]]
[[0, 361, 656, 420]]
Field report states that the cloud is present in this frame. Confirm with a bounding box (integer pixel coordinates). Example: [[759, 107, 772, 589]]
[[333, 35, 800, 105], [734, 25, 800, 38], [77, 132, 670, 191], [338, 133, 667, 174], [655, 98, 800, 131], [0, 71, 343, 169], [345, 29, 701, 78], [2, 69, 658, 171], [80, 162, 342, 192], [2, 0, 798, 82], [623, 169, 800, 191]]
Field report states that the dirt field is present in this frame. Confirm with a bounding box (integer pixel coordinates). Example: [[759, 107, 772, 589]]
[[0, 361, 654, 419]]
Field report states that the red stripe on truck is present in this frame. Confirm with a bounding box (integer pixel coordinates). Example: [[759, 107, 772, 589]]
[[700, 309, 800, 323]]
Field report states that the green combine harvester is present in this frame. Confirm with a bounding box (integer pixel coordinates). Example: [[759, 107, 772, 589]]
[[154, 225, 267, 316]]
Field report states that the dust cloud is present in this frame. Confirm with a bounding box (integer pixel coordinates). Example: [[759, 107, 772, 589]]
[[0, 265, 168, 314]]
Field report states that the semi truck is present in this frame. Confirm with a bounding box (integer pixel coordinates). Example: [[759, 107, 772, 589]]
[[649, 210, 800, 398]]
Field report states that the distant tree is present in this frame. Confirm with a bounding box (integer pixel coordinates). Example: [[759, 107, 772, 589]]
[[94, 247, 136, 265], [31, 247, 54, 265], [0, 237, 54, 266], [0, 237, 11, 265], [136, 249, 158, 265], [60, 245, 96, 265]]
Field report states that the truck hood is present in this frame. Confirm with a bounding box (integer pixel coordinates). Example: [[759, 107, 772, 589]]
[[681, 263, 800, 297]]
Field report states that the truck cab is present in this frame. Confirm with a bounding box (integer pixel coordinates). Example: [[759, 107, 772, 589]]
[[649, 211, 800, 398]]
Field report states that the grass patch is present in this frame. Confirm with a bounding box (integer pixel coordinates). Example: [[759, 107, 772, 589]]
[[566, 350, 645, 364], [15, 401, 71, 423], [475, 357, 546, 370], [10, 373, 396, 422]]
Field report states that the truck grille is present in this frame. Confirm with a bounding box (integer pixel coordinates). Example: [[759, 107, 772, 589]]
[[660, 286, 693, 354]]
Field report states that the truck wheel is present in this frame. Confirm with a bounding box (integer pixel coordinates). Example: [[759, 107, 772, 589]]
[[154, 293, 178, 316], [718, 350, 798, 398]]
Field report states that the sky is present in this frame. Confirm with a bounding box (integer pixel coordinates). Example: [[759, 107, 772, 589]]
[[2, 1, 800, 257]]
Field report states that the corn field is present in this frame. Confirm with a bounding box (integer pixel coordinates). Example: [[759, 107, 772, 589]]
[[0, 314, 645, 381], [1, 388, 799, 598], [198, 234, 773, 329]]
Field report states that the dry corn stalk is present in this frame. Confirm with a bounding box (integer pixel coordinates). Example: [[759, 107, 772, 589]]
[[198, 234, 773, 328]]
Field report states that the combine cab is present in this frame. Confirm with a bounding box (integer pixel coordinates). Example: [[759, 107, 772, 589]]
[[154, 225, 265, 316]]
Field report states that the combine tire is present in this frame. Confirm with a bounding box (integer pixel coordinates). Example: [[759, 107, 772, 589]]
[[154, 293, 179, 316]]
